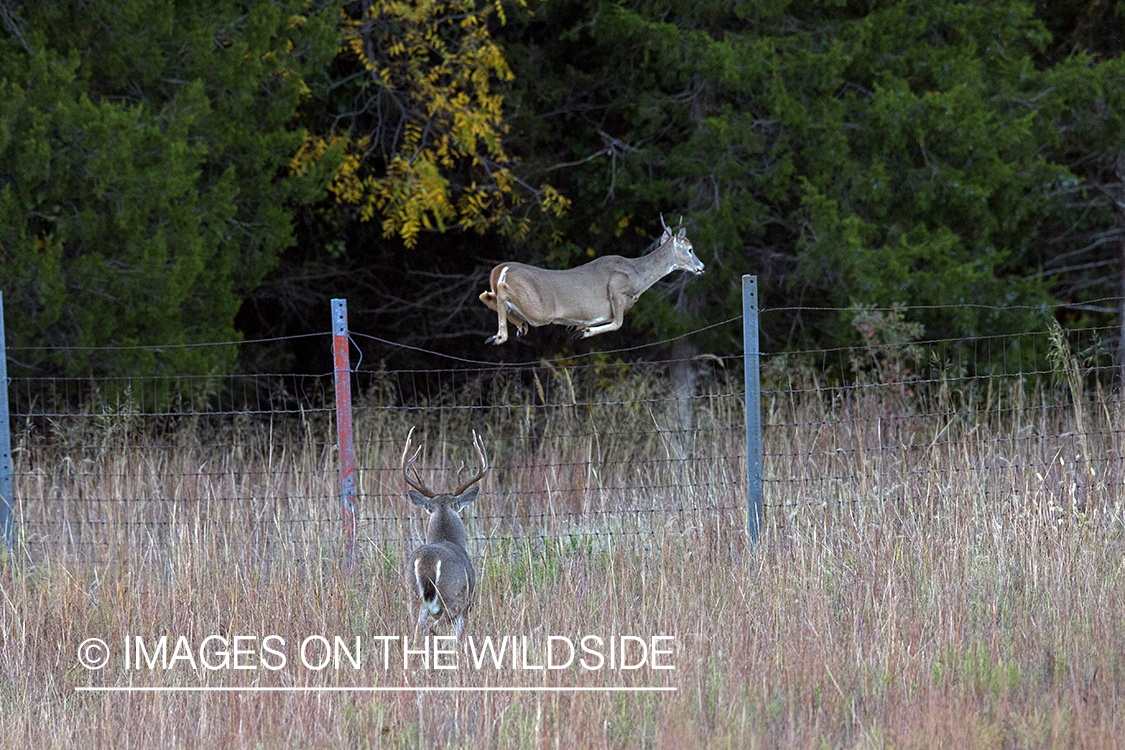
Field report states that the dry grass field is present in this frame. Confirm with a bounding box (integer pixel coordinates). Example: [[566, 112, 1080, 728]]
[[1, 349, 1123, 748]]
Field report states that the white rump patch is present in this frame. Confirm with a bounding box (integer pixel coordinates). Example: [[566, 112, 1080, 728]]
[[498, 265, 509, 284], [434, 559, 442, 585], [414, 558, 424, 599]]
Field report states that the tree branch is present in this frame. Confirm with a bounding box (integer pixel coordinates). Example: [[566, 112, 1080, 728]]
[[0, 0, 34, 56]]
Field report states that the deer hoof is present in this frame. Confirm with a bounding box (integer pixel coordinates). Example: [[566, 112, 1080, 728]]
[[485, 334, 505, 345]]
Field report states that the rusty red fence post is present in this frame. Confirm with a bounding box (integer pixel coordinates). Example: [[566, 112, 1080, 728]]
[[331, 299, 358, 559]]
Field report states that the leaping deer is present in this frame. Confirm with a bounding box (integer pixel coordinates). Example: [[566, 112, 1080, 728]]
[[479, 216, 704, 345], [401, 427, 488, 640]]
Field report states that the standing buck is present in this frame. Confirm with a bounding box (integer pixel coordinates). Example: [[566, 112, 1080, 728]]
[[401, 427, 488, 639], [479, 216, 704, 345]]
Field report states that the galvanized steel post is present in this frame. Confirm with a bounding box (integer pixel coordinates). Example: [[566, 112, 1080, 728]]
[[0, 291, 12, 549], [332, 299, 358, 558], [743, 276, 762, 546]]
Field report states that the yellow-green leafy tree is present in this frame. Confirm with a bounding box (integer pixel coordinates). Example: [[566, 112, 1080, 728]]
[[293, 0, 568, 248]]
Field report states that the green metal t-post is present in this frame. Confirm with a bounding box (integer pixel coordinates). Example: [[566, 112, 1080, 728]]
[[0, 291, 13, 548], [743, 276, 762, 547]]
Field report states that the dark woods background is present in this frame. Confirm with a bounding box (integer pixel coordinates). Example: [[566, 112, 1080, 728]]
[[1, 0, 1124, 383]]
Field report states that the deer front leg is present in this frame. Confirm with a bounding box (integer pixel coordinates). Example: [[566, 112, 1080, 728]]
[[578, 289, 630, 338]]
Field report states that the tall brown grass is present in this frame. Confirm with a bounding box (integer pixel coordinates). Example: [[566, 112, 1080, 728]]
[[1, 354, 1122, 748]]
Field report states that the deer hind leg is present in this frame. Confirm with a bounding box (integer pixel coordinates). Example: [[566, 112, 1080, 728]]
[[484, 268, 512, 345], [484, 301, 509, 345], [414, 606, 430, 642]]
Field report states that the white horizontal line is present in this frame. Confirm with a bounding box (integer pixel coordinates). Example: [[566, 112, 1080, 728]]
[[76, 686, 677, 693]]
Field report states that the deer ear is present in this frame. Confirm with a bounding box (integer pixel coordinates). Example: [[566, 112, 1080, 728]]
[[452, 485, 479, 511], [677, 227, 686, 239], [408, 490, 435, 511]]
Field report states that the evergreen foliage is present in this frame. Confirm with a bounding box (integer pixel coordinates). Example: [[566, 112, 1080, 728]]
[[497, 0, 1090, 353], [2, 0, 1124, 378], [0, 0, 337, 382]]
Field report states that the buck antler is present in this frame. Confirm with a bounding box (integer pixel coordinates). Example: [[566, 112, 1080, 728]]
[[452, 430, 489, 496], [401, 426, 435, 498]]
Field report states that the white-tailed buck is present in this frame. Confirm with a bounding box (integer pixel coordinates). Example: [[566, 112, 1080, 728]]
[[401, 427, 488, 639], [479, 216, 704, 345]]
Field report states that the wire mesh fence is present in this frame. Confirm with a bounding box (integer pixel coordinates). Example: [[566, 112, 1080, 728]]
[[761, 307, 1124, 533], [6, 342, 747, 565], [4, 300, 1124, 565]]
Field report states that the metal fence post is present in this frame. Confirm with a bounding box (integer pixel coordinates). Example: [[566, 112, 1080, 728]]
[[331, 299, 358, 559], [0, 291, 13, 549], [743, 276, 762, 546]]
